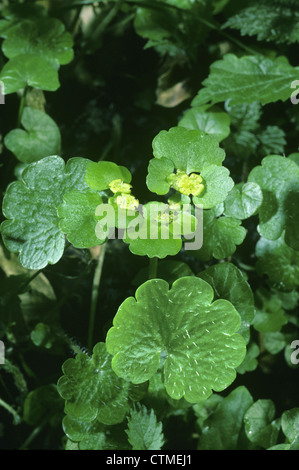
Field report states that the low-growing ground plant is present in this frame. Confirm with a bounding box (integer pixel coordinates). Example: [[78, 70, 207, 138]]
[[0, 0, 299, 452]]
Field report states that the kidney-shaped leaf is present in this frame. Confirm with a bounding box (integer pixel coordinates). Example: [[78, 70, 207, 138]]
[[2, 18, 74, 67], [4, 107, 61, 163], [248, 155, 299, 250], [106, 277, 246, 403], [0, 54, 60, 94]]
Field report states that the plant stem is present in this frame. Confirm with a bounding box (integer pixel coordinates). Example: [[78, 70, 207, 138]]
[[19, 419, 47, 450], [94, 0, 124, 37], [17, 85, 28, 128], [87, 243, 107, 352], [148, 257, 158, 280], [0, 397, 21, 425]]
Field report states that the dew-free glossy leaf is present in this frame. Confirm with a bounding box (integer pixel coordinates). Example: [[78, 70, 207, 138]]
[[197, 262, 255, 343], [195, 208, 246, 261], [84, 161, 132, 191], [152, 127, 225, 172], [106, 277, 246, 403], [223, 182, 263, 220], [62, 415, 128, 450], [57, 342, 147, 425], [253, 288, 288, 333], [4, 107, 61, 163], [1, 156, 90, 270], [248, 155, 299, 250], [256, 234, 299, 291], [178, 105, 231, 142], [148, 127, 233, 208], [2, 18, 74, 67], [237, 342, 259, 374], [58, 190, 106, 248], [0, 54, 60, 94], [123, 202, 196, 259]]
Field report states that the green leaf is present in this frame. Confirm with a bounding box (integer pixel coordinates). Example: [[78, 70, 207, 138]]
[[84, 161, 132, 191], [197, 386, 254, 450], [23, 385, 63, 428], [152, 127, 225, 172], [0, 54, 60, 94], [147, 127, 233, 208], [223, 101, 261, 158], [106, 277, 246, 403], [257, 126, 286, 156], [194, 207, 246, 261], [134, 6, 176, 43], [248, 155, 299, 250], [281, 408, 299, 443], [146, 158, 174, 196], [57, 342, 147, 425], [223, 2, 299, 44], [223, 182, 263, 220], [192, 54, 299, 107], [192, 165, 234, 208], [178, 105, 231, 142], [288, 153, 299, 165], [255, 234, 299, 291], [4, 107, 61, 163], [163, 0, 204, 9], [197, 262, 255, 343], [123, 201, 195, 259], [58, 190, 106, 248], [2, 18, 73, 67], [1, 156, 90, 270], [126, 405, 164, 450], [0, 3, 46, 38], [62, 415, 129, 450], [253, 288, 288, 333], [236, 342, 259, 374], [263, 332, 287, 355], [244, 400, 280, 449], [30, 323, 54, 349]]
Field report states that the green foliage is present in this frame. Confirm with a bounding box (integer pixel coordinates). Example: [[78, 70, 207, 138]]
[[0, 54, 60, 94], [178, 105, 231, 142], [58, 190, 105, 248], [1, 156, 90, 269], [256, 234, 299, 291], [244, 399, 280, 449], [192, 54, 299, 107], [248, 156, 299, 250], [197, 262, 255, 343], [2, 18, 74, 68], [197, 386, 254, 450], [106, 277, 246, 402], [223, 183, 263, 220], [195, 205, 246, 261], [147, 127, 234, 208], [57, 342, 147, 425], [126, 405, 164, 450], [4, 107, 61, 163], [223, 1, 299, 44], [1, 0, 299, 452]]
